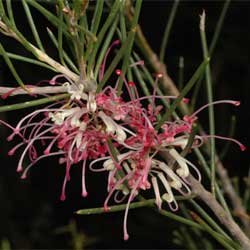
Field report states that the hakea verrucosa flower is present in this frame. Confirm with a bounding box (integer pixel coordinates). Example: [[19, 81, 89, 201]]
[[0, 40, 246, 240]]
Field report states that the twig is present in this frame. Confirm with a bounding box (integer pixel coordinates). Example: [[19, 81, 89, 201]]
[[187, 174, 250, 250], [216, 156, 250, 233]]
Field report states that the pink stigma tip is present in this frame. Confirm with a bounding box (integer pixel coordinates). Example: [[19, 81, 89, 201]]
[[43, 149, 50, 155], [103, 205, 110, 212], [7, 135, 14, 142], [8, 149, 15, 156], [240, 144, 246, 151], [233, 101, 240, 106], [115, 69, 122, 75], [49, 80, 56, 85], [17, 165, 23, 172], [60, 194, 66, 201], [82, 191, 88, 198], [124, 234, 129, 241], [113, 40, 120, 45], [182, 98, 190, 104], [21, 174, 27, 179], [128, 81, 135, 87], [1, 94, 8, 100], [157, 73, 163, 78]]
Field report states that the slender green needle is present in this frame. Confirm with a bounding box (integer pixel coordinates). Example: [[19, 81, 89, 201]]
[[57, 6, 66, 66], [209, 0, 231, 57], [190, 212, 239, 250], [106, 138, 119, 162], [189, 200, 232, 241], [75, 24, 97, 42], [0, 42, 26, 90], [90, 0, 104, 34], [26, 0, 69, 36], [6, 0, 16, 28], [190, 1, 230, 111], [160, 209, 203, 230], [0, 94, 69, 113], [93, 16, 118, 79], [116, 0, 142, 94], [0, 0, 6, 17], [46, 28, 79, 73], [159, 0, 179, 62], [76, 195, 195, 215], [22, 0, 45, 52], [178, 56, 184, 89], [200, 12, 216, 196], [6, 52, 56, 71], [86, 0, 120, 76], [119, 1, 127, 41]]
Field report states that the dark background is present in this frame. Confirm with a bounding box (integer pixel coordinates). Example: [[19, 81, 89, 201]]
[[0, 1, 250, 249]]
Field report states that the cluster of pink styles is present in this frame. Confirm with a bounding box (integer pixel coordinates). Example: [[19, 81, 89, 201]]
[[0, 41, 246, 240]]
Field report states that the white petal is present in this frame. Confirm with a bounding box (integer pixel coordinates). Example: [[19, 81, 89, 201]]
[[169, 149, 189, 177]]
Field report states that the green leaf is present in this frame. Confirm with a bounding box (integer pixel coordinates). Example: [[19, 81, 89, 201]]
[[0, 42, 27, 90], [86, 0, 120, 76], [22, 0, 45, 52], [0, 94, 69, 112], [159, 0, 179, 62]]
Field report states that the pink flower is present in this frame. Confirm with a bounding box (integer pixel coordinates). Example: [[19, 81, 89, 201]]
[[0, 40, 246, 241]]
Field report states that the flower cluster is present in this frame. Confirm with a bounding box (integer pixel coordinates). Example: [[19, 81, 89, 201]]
[[0, 42, 245, 240]]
